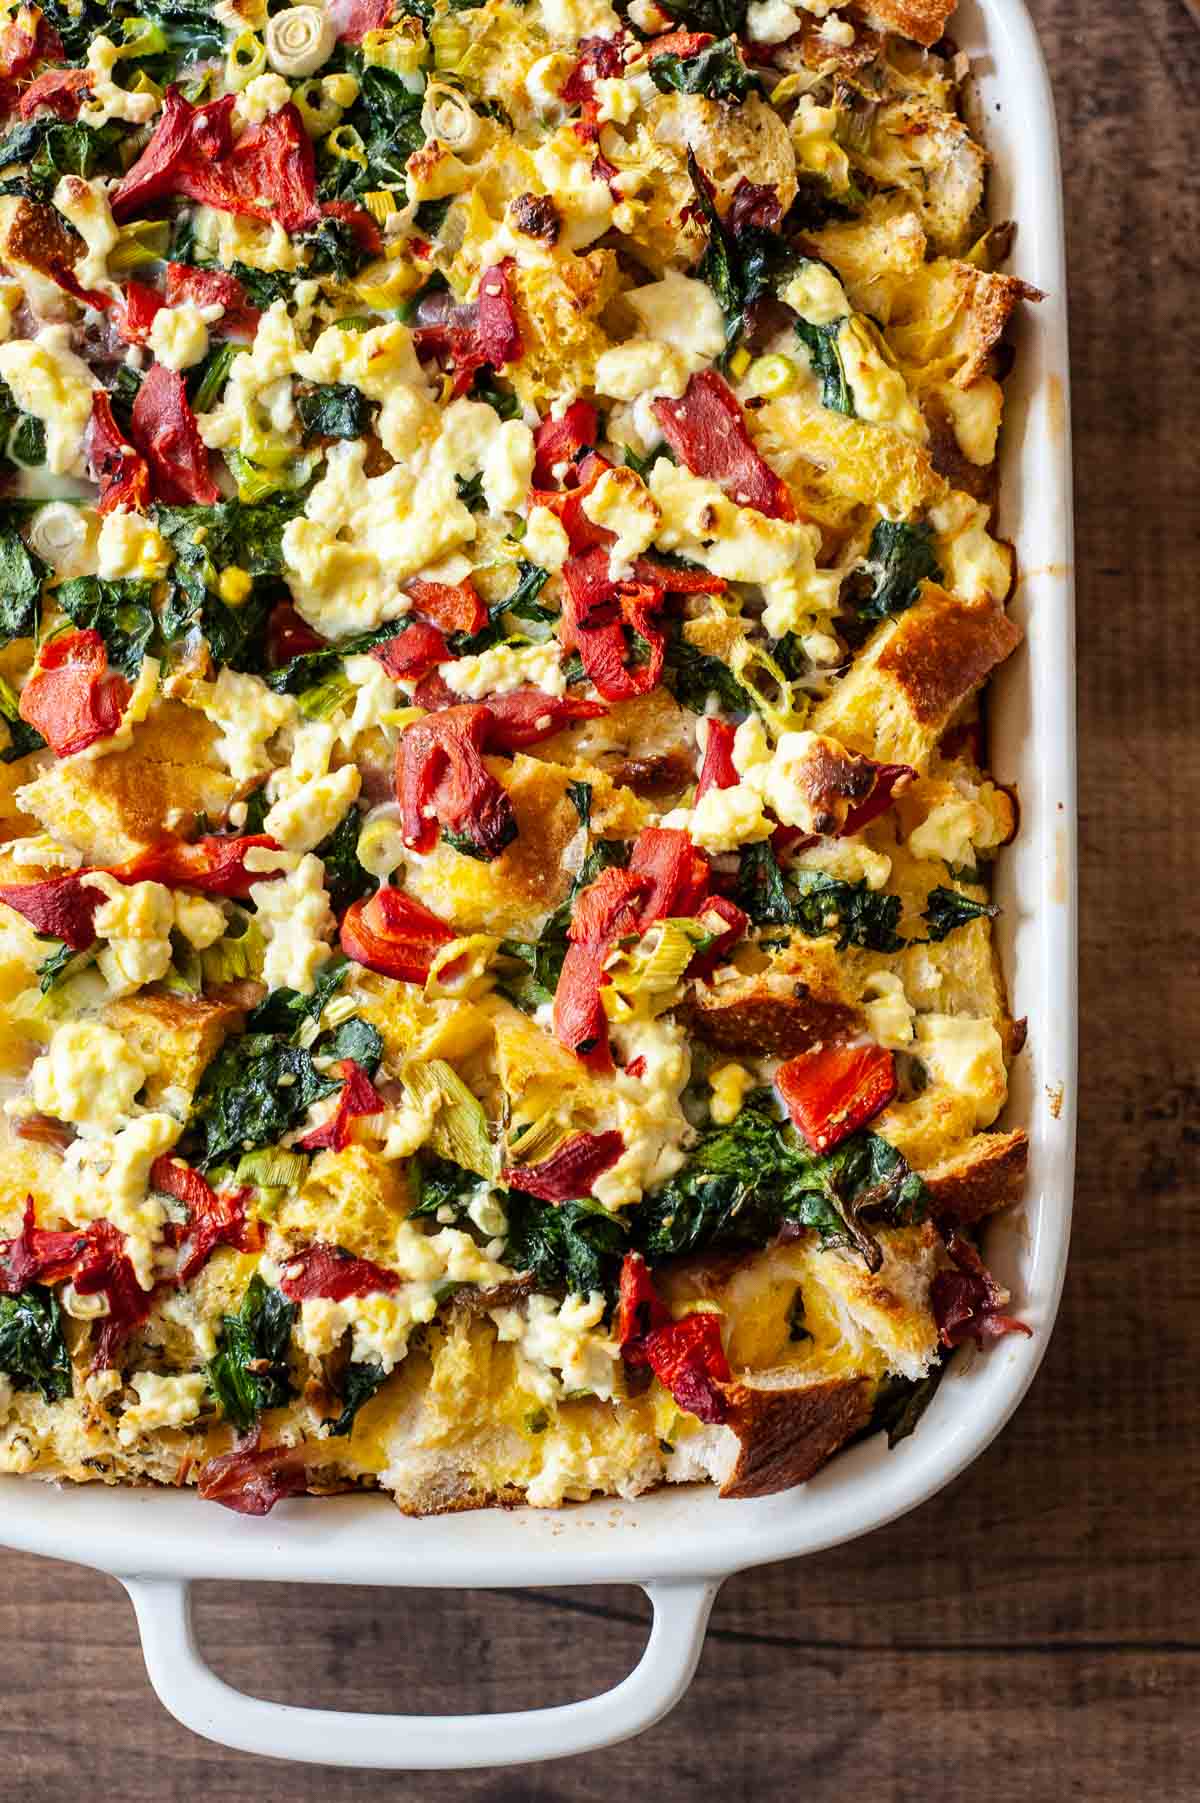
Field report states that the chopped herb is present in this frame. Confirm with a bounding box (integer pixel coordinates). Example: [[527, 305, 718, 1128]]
[[794, 316, 854, 414], [632, 1093, 926, 1273], [846, 520, 942, 632], [503, 1193, 628, 1299]]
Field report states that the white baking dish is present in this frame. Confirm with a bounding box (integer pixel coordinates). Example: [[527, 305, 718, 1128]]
[[0, 0, 1075, 1768]]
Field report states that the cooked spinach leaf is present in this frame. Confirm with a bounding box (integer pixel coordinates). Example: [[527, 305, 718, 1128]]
[[0, 672, 44, 763], [664, 623, 753, 715], [869, 1364, 946, 1449], [848, 520, 942, 630], [411, 1153, 481, 1220], [316, 63, 424, 201], [447, 561, 552, 656], [326, 1359, 388, 1435], [734, 848, 905, 952], [0, 528, 45, 642], [0, 1285, 71, 1402], [247, 954, 349, 1040], [503, 1194, 628, 1300], [654, 0, 749, 41], [207, 1274, 296, 1431], [920, 885, 1000, 942], [157, 495, 304, 670], [192, 1033, 340, 1168], [187, 339, 246, 414], [312, 803, 372, 917], [689, 149, 801, 352], [264, 623, 396, 697], [37, 940, 83, 992], [650, 35, 758, 100], [298, 382, 376, 440], [55, 575, 155, 679], [794, 316, 854, 414], [499, 836, 630, 1009], [316, 1014, 383, 1076], [632, 1095, 926, 1272]]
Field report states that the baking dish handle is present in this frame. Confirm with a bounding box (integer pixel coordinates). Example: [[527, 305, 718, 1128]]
[[122, 1574, 719, 1769]]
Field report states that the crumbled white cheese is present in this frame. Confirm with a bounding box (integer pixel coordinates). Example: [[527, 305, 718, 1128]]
[[51, 175, 119, 296], [592, 1017, 693, 1211], [860, 971, 915, 1049], [192, 668, 297, 783], [251, 852, 336, 994], [442, 640, 566, 700], [908, 783, 1010, 867], [233, 71, 293, 129], [96, 508, 170, 582], [147, 300, 216, 373], [78, 35, 160, 126], [29, 1019, 151, 1133], [118, 1371, 208, 1444], [930, 491, 1013, 605], [648, 461, 821, 585], [0, 325, 98, 477], [264, 764, 361, 853], [914, 1014, 1007, 1128], [581, 465, 661, 579], [746, 0, 804, 43], [87, 873, 176, 996], [56, 1112, 182, 1289], [522, 505, 571, 572], [491, 1291, 621, 1404], [626, 272, 727, 363], [835, 317, 928, 441]]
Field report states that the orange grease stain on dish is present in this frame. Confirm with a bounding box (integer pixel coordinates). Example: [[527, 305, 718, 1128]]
[[1051, 824, 1068, 904], [1046, 1083, 1064, 1120]]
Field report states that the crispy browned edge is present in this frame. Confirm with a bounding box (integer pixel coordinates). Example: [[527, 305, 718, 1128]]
[[682, 984, 862, 1057], [878, 587, 1024, 727], [717, 1375, 876, 1499], [854, 0, 957, 49], [923, 1128, 1029, 1225]]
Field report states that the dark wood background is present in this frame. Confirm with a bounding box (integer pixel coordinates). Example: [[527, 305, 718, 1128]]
[[4, 2, 1197, 1795]]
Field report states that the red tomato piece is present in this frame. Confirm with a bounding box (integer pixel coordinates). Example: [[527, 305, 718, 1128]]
[[0, 869, 105, 948], [775, 1042, 898, 1154], [150, 1157, 259, 1283]]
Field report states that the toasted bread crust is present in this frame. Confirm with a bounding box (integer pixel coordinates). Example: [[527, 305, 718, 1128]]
[[855, 0, 956, 48], [921, 1128, 1029, 1225], [877, 586, 1023, 726], [683, 977, 863, 1057], [718, 1374, 875, 1498]]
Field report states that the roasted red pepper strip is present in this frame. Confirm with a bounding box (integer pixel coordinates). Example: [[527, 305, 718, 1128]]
[[116, 277, 164, 344], [320, 197, 384, 258], [503, 1130, 625, 1203], [112, 89, 319, 232], [654, 369, 796, 520], [694, 719, 738, 800], [369, 620, 450, 680], [775, 1043, 897, 1154], [86, 392, 151, 515], [931, 1232, 1033, 1349], [340, 886, 457, 983], [0, 1197, 85, 1293], [17, 67, 90, 119], [326, 0, 396, 40], [838, 761, 916, 836], [475, 258, 522, 367], [404, 574, 487, 636], [164, 260, 260, 336], [476, 688, 606, 749], [19, 628, 129, 757], [561, 549, 667, 703], [267, 601, 326, 666], [627, 825, 711, 923], [280, 1242, 401, 1301], [561, 34, 626, 140], [645, 28, 714, 54], [150, 1157, 259, 1283], [111, 834, 281, 901], [532, 399, 598, 487], [552, 866, 649, 1071], [295, 1060, 385, 1153], [395, 704, 517, 859], [0, 870, 104, 948], [197, 1428, 310, 1516], [129, 363, 219, 505], [616, 1252, 730, 1425]]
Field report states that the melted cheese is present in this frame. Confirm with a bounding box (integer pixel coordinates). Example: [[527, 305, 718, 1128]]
[[914, 1013, 1006, 1128], [118, 1372, 207, 1444], [96, 508, 170, 582], [250, 852, 336, 994], [442, 640, 565, 700], [29, 1019, 151, 1132], [0, 326, 98, 478], [55, 1112, 182, 1289]]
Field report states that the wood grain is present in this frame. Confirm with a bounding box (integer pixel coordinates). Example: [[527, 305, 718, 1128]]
[[4, 3, 1199, 1795]]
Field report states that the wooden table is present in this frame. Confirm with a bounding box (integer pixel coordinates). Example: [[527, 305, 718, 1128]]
[[4, 3, 1198, 1795]]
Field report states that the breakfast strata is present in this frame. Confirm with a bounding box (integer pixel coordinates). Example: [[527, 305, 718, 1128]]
[[0, 0, 1036, 1513]]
